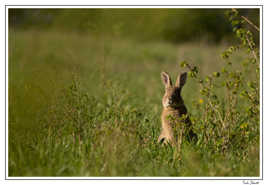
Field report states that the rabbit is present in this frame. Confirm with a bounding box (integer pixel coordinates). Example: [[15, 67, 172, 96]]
[[158, 71, 197, 146]]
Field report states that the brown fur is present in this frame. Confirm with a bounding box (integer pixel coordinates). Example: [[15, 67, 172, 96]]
[[158, 72, 196, 145]]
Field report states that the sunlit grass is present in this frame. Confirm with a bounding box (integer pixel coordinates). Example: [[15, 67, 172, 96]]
[[8, 30, 259, 176]]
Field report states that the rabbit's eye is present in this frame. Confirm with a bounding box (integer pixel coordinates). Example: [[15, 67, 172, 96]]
[[172, 91, 178, 97], [176, 89, 180, 96]]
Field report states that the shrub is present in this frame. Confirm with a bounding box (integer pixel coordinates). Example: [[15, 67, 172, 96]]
[[181, 9, 259, 161]]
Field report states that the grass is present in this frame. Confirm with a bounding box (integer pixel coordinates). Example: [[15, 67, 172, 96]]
[[8, 30, 259, 176]]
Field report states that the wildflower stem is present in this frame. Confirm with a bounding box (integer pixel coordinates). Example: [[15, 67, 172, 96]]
[[241, 15, 260, 32], [232, 8, 260, 32], [208, 100, 226, 128], [245, 34, 258, 62]]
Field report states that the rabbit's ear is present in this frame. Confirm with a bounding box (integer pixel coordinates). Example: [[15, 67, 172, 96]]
[[161, 72, 172, 88], [175, 72, 187, 88]]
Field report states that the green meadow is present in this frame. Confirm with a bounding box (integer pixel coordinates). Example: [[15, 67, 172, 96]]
[[8, 9, 260, 177]]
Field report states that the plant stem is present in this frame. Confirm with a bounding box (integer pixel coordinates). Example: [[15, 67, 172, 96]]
[[241, 15, 260, 32], [208, 100, 226, 128], [232, 8, 259, 32], [245, 35, 258, 62]]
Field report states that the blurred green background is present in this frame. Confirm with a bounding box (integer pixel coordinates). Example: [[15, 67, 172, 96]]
[[8, 8, 260, 176], [9, 8, 259, 43]]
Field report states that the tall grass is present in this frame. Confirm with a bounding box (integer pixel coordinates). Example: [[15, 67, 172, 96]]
[[8, 27, 259, 176]]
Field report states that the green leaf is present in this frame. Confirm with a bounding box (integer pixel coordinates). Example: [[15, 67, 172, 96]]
[[213, 72, 220, 77], [180, 61, 187, 68], [231, 20, 240, 27], [240, 122, 248, 129]]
